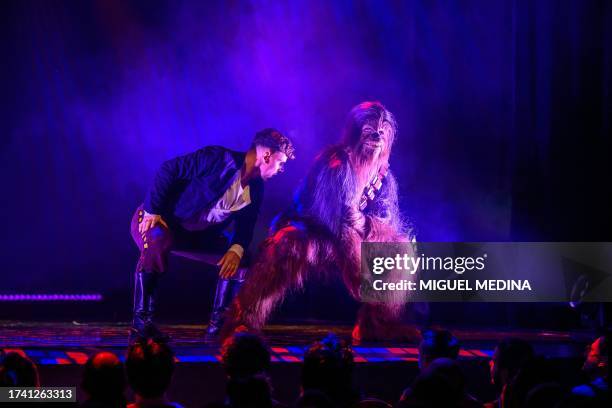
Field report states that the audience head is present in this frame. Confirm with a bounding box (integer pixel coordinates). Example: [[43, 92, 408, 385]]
[[400, 358, 465, 407], [82, 351, 126, 405], [0, 351, 40, 387], [355, 398, 393, 407], [582, 333, 608, 380], [222, 332, 271, 380], [126, 339, 175, 399], [503, 356, 557, 408], [302, 333, 356, 406], [525, 382, 564, 408], [557, 393, 604, 408], [490, 338, 534, 388], [295, 389, 335, 408], [226, 373, 273, 408], [418, 329, 460, 369]]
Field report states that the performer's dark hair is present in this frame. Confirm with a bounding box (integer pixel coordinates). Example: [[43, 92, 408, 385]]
[[252, 128, 295, 159], [126, 339, 175, 399]]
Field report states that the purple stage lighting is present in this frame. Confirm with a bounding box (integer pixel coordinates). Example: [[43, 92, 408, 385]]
[[0, 294, 103, 302]]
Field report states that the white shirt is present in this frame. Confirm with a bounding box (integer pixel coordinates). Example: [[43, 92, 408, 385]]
[[175, 172, 251, 258]]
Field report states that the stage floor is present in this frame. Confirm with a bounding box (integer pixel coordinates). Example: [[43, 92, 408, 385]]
[[0, 321, 593, 366]]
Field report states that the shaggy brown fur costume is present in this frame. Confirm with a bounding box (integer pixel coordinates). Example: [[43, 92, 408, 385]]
[[221, 101, 416, 342]]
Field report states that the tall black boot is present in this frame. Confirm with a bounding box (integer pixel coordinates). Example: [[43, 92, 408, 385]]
[[129, 271, 170, 344], [206, 268, 246, 339]]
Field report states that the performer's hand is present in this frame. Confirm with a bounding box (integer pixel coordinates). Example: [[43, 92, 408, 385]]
[[139, 211, 168, 234], [217, 250, 241, 279]]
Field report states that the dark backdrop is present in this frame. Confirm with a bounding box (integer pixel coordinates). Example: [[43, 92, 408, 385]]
[[1, 0, 610, 325]]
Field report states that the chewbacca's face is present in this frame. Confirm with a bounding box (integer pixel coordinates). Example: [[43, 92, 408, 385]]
[[354, 117, 394, 164]]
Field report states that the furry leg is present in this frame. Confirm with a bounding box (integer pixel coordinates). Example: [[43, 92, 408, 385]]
[[350, 217, 418, 342], [220, 225, 310, 340], [352, 303, 420, 343]]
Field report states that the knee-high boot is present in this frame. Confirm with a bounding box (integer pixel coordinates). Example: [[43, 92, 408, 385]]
[[129, 271, 170, 344], [206, 268, 247, 338]]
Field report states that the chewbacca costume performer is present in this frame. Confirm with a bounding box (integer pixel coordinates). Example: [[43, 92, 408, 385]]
[[222, 101, 416, 342]]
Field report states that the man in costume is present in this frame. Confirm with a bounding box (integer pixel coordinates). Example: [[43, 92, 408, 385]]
[[129, 129, 295, 343], [222, 101, 415, 342]]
